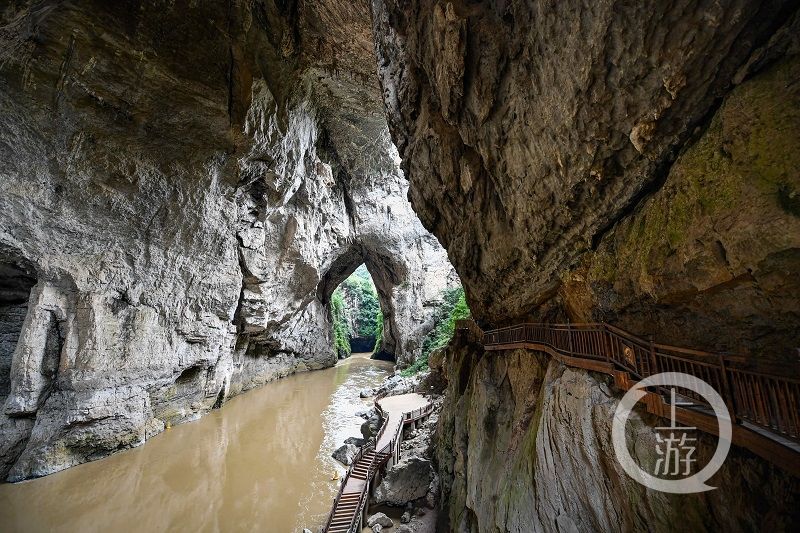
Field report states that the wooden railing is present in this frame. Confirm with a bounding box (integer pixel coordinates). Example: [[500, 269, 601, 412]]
[[460, 321, 800, 444], [340, 443, 387, 533], [403, 402, 435, 422], [321, 439, 376, 533], [321, 397, 434, 533]]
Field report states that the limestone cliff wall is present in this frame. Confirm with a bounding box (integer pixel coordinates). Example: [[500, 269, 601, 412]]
[[0, 0, 455, 480], [435, 340, 800, 532], [371, 1, 800, 530], [372, 0, 800, 359]]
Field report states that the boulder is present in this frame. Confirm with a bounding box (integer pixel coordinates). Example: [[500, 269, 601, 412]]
[[355, 407, 374, 419], [367, 512, 394, 528], [344, 436, 365, 447], [361, 410, 383, 440], [331, 444, 358, 466], [374, 456, 434, 505]]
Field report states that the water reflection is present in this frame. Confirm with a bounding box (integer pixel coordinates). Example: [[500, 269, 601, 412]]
[[0, 353, 392, 533]]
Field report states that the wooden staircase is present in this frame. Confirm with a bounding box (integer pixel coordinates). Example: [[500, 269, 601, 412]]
[[322, 395, 434, 533], [351, 449, 389, 480], [324, 448, 392, 532], [325, 492, 363, 533]]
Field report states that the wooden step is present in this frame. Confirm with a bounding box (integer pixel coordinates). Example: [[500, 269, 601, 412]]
[[335, 502, 359, 509], [335, 504, 359, 511]]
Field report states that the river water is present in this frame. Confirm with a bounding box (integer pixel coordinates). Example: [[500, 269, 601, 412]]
[[0, 353, 393, 533]]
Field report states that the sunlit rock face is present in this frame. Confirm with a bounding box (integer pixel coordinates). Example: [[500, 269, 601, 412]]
[[0, 0, 454, 480], [372, 0, 800, 359]]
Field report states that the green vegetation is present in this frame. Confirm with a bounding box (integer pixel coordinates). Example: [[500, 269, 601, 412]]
[[373, 307, 384, 352], [345, 265, 381, 338], [583, 56, 800, 296], [402, 286, 470, 376], [330, 289, 352, 358], [329, 264, 383, 357]]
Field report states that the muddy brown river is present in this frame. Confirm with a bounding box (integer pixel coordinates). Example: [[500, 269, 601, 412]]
[[0, 353, 392, 533]]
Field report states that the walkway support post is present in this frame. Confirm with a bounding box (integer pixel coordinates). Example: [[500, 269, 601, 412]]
[[648, 335, 658, 379], [567, 321, 574, 356], [601, 323, 611, 364], [718, 353, 737, 424]]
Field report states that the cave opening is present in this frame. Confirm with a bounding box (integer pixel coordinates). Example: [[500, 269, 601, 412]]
[[0, 257, 38, 403], [317, 246, 406, 363], [330, 264, 383, 358]]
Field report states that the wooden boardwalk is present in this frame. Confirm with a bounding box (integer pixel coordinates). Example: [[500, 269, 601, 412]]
[[322, 393, 433, 533], [456, 320, 800, 477]]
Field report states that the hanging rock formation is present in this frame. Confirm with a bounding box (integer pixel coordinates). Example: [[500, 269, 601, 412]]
[[1, 1, 798, 530], [371, 0, 800, 530], [372, 0, 800, 359], [0, 0, 454, 481]]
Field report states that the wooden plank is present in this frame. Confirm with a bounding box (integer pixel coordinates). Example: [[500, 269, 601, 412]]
[[477, 322, 800, 478]]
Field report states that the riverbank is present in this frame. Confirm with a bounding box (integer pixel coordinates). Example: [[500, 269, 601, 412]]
[[0, 354, 392, 532]]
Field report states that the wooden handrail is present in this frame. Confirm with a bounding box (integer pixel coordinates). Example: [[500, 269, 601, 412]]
[[458, 320, 800, 444], [321, 396, 434, 533], [321, 440, 375, 533]]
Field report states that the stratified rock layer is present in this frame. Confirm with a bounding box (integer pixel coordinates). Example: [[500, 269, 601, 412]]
[[372, 0, 800, 358], [436, 340, 800, 532], [371, 2, 800, 531], [0, 0, 455, 480]]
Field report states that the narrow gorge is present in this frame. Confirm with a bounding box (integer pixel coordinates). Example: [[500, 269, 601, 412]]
[[0, 1, 798, 532]]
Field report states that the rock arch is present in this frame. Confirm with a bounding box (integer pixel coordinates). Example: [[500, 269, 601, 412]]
[[317, 243, 409, 361]]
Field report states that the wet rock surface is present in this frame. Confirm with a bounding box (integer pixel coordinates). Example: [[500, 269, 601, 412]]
[[344, 436, 365, 447], [361, 409, 384, 441], [331, 443, 358, 466]]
